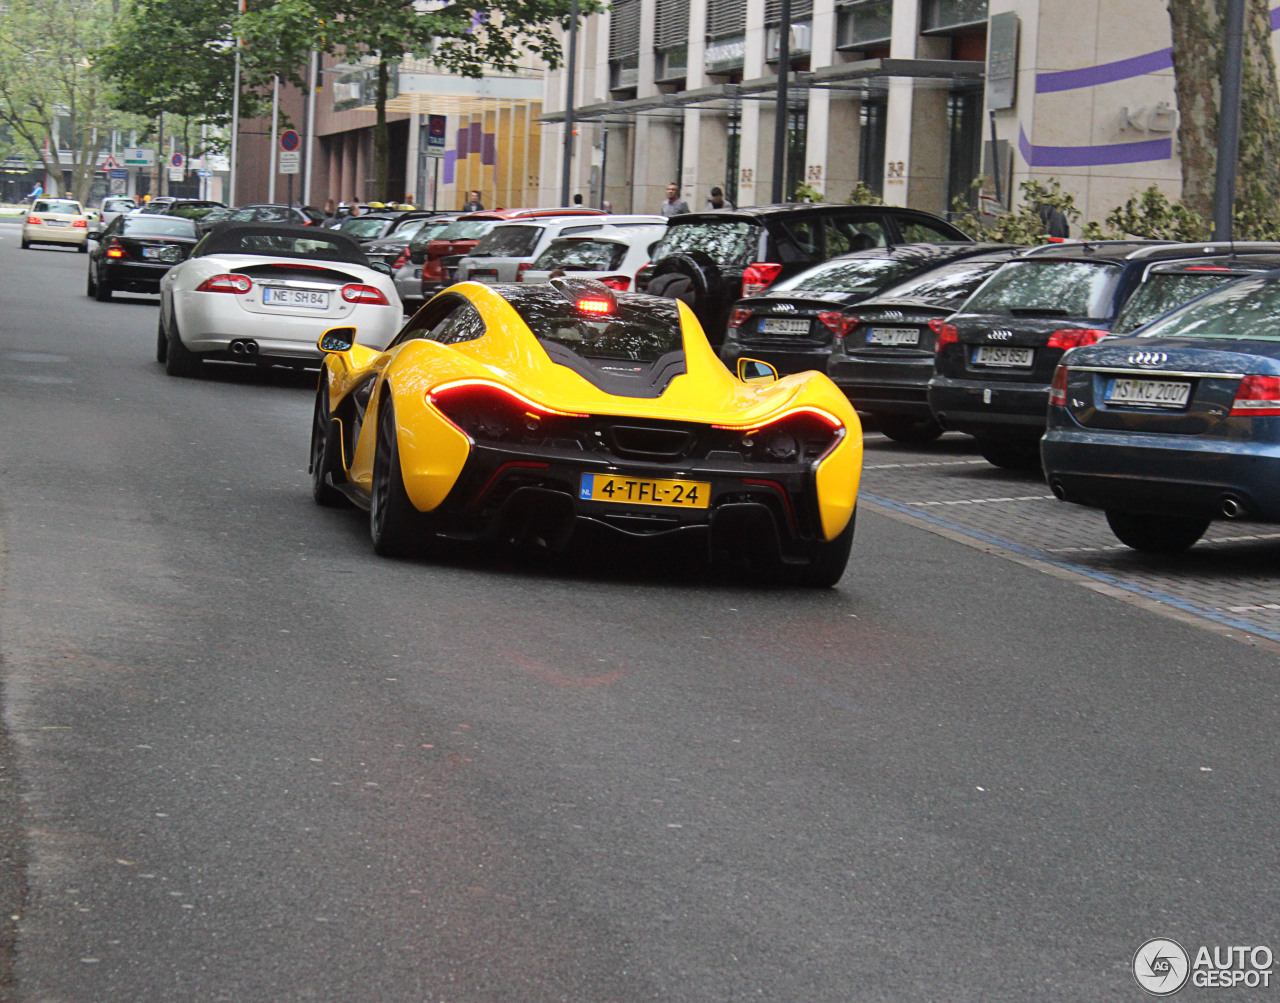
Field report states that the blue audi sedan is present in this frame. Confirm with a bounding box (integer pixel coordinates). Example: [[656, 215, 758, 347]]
[[1042, 272, 1280, 552]]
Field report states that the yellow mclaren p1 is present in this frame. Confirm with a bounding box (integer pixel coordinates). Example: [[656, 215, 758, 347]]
[[309, 277, 863, 585]]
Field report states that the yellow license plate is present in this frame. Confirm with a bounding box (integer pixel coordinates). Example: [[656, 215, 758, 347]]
[[579, 474, 710, 509]]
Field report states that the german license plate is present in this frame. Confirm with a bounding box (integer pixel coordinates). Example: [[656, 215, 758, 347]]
[[1105, 377, 1191, 408], [43, 220, 67, 227], [867, 326, 919, 346], [579, 473, 710, 509], [263, 287, 329, 309], [142, 246, 162, 259], [973, 346, 1034, 367], [762, 317, 810, 335]]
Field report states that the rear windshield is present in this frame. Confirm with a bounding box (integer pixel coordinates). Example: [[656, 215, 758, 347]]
[[122, 216, 198, 238], [772, 256, 918, 295], [652, 221, 761, 268], [962, 260, 1122, 319], [875, 259, 1007, 309], [193, 226, 366, 263], [532, 239, 628, 271], [337, 216, 392, 239], [34, 200, 80, 214], [1138, 275, 1280, 341], [167, 202, 224, 221], [505, 289, 683, 362], [102, 198, 136, 212], [473, 225, 541, 257], [435, 220, 494, 242], [1112, 271, 1246, 334]]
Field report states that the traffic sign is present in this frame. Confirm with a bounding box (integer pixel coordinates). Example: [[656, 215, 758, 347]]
[[100, 154, 119, 170], [426, 114, 446, 159], [196, 170, 213, 178], [122, 147, 154, 167], [168, 167, 185, 182], [170, 152, 184, 168], [109, 169, 128, 179], [279, 150, 300, 175], [281, 130, 300, 152]]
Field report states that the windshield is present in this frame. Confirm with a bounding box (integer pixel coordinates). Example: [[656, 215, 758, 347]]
[[338, 217, 392, 239], [505, 289, 683, 362], [874, 259, 1006, 308], [772, 256, 917, 295], [434, 220, 496, 242], [962, 260, 1122, 319], [122, 217, 197, 238], [103, 198, 136, 212], [1112, 271, 1245, 334], [533, 239, 629, 271], [1138, 275, 1280, 341], [473, 225, 541, 257], [652, 221, 761, 268]]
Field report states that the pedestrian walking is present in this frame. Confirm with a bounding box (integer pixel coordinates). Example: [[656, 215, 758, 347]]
[[463, 190, 485, 211], [705, 186, 733, 210], [660, 183, 690, 217]]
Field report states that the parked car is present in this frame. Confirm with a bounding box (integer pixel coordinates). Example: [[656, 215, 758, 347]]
[[636, 203, 971, 346], [22, 197, 90, 251], [1042, 270, 1280, 552], [519, 224, 671, 289], [134, 198, 225, 219], [334, 210, 443, 244], [97, 196, 138, 230], [215, 204, 327, 228], [157, 223, 400, 377], [309, 277, 862, 585], [455, 215, 666, 285], [928, 241, 1280, 469], [719, 242, 1013, 383], [823, 247, 1024, 442], [86, 213, 200, 301], [385, 216, 462, 310]]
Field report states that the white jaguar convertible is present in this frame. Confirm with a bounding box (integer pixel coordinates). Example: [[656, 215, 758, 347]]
[[157, 223, 402, 377]]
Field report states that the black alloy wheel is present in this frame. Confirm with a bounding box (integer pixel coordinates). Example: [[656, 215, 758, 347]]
[[86, 263, 97, 297], [77, 241, 87, 254], [155, 314, 168, 363], [310, 385, 351, 508], [1105, 510, 1210, 554], [369, 396, 429, 557], [164, 313, 201, 378], [94, 262, 113, 302], [876, 415, 944, 445], [795, 509, 856, 588], [974, 437, 1042, 471]]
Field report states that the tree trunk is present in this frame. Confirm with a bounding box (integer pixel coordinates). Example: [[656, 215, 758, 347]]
[[1169, 0, 1280, 224], [374, 56, 389, 201]]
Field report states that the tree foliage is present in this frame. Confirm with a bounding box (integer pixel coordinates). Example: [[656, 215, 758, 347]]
[[950, 178, 1084, 244]]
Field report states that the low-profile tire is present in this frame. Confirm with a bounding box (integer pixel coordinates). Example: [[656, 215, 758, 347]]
[[20, 239, 29, 250], [155, 315, 168, 363], [369, 396, 429, 557], [87, 265, 97, 297], [94, 267, 113, 302], [77, 242, 87, 254], [877, 415, 944, 445], [310, 384, 352, 508], [164, 314, 201, 378], [1105, 510, 1209, 554], [975, 437, 1041, 471], [795, 509, 856, 588]]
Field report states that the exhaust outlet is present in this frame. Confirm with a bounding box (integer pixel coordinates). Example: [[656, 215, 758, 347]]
[[230, 341, 245, 355], [1221, 496, 1246, 519], [244, 340, 259, 355]]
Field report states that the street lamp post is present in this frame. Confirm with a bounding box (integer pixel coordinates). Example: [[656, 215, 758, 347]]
[[770, 0, 791, 204], [1213, 0, 1246, 241], [559, 0, 580, 206]]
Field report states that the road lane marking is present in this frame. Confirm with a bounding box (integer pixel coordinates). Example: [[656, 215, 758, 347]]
[[909, 495, 1056, 507], [863, 459, 988, 470]]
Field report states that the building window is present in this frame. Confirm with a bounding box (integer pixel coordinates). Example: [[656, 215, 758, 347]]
[[610, 0, 641, 90], [707, 0, 746, 38], [765, 0, 815, 23], [858, 99, 887, 197], [922, 0, 989, 34], [726, 111, 741, 207], [946, 90, 983, 211], [786, 106, 808, 201], [836, 0, 893, 50]]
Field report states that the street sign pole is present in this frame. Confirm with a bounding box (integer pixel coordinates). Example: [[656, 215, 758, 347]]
[[433, 159, 440, 211], [1214, 0, 1246, 241], [288, 174, 293, 209]]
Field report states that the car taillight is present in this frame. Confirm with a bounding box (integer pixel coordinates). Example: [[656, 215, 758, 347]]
[[26, 216, 41, 225], [930, 319, 958, 351], [1049, 365, 1069, 407], [341, 284, 390, 305], [73, 219, 88, 228], [1231, 375, 1280, 416], [105, 238, 127, 259], [392, 248, 410, 269], [742, 262, 783, 298], [634, 263, 654, 292], [428, 380, 588, 442], [598, 275, 630, 291], [817, 311, 858, 339], [717, 407, 845, 463], [729, 307, 753, 328], [1047, 328, 1108, 350], [515, 262, 533, 282], [196, 273, 252, 294]]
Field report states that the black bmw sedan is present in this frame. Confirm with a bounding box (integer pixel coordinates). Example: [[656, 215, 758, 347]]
[[87, 213, 200, 301]]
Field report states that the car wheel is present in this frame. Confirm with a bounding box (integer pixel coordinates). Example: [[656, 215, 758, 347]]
[[164, 314, 201, 378], [87, 264, 97, 297], [77, 242, 87, 254], [877, 415, 944, 445], [155, 314, 168, 363], [795, 509, 856, 588], [94, 267, 113, 302], [20, 239, 29, 250], [1105, 510, 1209, 554], [369, 395, 429, 557], [974, 437, 1041, 471], [310, 384, 352, 508], [649, 251, 726, 343]]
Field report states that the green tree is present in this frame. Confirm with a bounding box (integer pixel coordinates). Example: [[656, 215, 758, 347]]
[[950, 178, 1086, 244], [0, 0, 122, 202], [238, 0, 602, 200]]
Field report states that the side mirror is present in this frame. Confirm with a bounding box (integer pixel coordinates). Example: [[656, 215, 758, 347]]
[[88, 227, 101, 240], [369, 260, 393, 276], [318, 327, 356, 353], [737, 358, 779, 384]]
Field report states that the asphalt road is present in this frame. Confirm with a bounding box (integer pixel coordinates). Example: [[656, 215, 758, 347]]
[[0, 223, 1277, 1001]]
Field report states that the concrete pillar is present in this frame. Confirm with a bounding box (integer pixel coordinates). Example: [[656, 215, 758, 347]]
[[805, 0, 838, 199], [882, 0, 921, 206], [743, 0, 768, 203], [343, 133, 357, 203]]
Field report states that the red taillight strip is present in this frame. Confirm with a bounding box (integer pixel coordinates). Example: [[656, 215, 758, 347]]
[[427, 379, 590, 418], [741, 478, 798, 534], [711, 405, 844, 434], [469, 461, 551, 508], [1231, 374, 1280, 416]]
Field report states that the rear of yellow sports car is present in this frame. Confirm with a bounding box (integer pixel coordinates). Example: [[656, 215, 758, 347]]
[[319, 280, 863, 584]]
